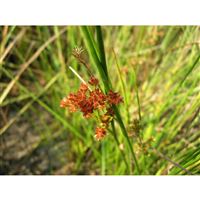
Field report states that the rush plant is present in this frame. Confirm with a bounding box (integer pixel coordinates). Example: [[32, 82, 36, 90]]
[[60, 53, 123, 140]]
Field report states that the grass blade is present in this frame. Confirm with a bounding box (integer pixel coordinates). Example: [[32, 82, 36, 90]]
[[81, 25, 141, 174]]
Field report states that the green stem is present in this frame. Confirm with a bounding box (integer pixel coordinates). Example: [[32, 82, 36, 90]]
[[111, 120, 131, 172], [113, 49, 130, 125], [96, 26, 108, 77], [114, 106, 141, 174], [80, 26, 110, 92], [132, 67, 142, 121], [110, 121, 130, 173], [80, 25, 141, 174]]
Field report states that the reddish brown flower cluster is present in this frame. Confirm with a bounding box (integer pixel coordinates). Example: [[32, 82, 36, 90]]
[[60, 76, 123, 141], [95, 127, 107, 141], [88, 76, 99, 86], [107, 90, 123, 105]]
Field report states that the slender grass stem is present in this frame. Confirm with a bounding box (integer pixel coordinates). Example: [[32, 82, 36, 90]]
[[80, 26, 110, 92], [132, 67, 142, 121], [151, 148, 193, 175], [113, 106, 141, 174], [113, 49, 130, 124], [96, 26, 108, 77], [69, 66, 92, 91], [101, 140, 106, 175], [110, 121, 130, 173]]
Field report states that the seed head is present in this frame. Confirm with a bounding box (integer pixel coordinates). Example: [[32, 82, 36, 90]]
[[107, 90, 123, 105], [89, 88, 106, 109], [95, 127, 107, 141], [88, 76, 99, 86]]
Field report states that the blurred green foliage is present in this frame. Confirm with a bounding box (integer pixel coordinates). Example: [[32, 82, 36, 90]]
[[0, 26, 199, 175]]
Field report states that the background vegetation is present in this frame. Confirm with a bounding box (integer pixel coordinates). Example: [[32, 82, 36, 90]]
[[0, 26, 199, 175]]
